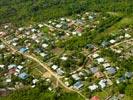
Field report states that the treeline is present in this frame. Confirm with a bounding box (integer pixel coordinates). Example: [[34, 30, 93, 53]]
[[0, 0, 132, 25], [1, 87, 84, 100]]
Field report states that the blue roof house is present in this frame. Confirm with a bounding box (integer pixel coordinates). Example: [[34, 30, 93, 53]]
[[73, 81, 83, 90], [106, 67, 116, 74], [18, 72, 28, 79], [19, 47, 29, 53], [125, 72, 133, 78]]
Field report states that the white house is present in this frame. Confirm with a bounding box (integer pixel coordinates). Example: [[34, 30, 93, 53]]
[[103, 63, 110, 68], [32, 79, 39, 84], [98, 79, 107, 89], [42, 43, 48, 48], [109, 39, 116, 44], [0, 44, 5, 49], [56, 24, 62, 28], [0, 65, 5, 68], [96, 58, 105, 64], [51, 65, 58, 70], [92, 53, 99, 59], [72, 74, 80, 81], [60, 56, 68, 61], [17, 65, 23, 70], [125, 33, 131, 38], [40, 53, 47, 57], [88, 84, 98, 91]]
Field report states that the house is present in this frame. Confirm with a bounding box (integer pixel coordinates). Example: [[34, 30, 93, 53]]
[[72, 31, 77, 35], [18, 27, 24, 31], [56, 68, 65, 76], [47, 87, 52, 91], [96, 58, 104, 64], [109, 39, 116, 44], [0, 88, 9, 96], [125, 72, 133, 78], [90, 96, 100, 100], [42, 43, 48, 48], [32, 79, 39, 84], [94, 72, 104, 78], [88, 16, 94, 20], [9, 67, 17, 74], [64, 81, 70, 86], [12, 42, 17, 46], [109, 95, 119, 100], [90, 67, 99, 74], [60, 18, 65, 21], [6, 79, 11, 83], [56, 24, 62, 28], [17, 65, 23, 70], [51, 65, 58, 70], [0, 32, 6, 37], [18, 72, 28, 79], [0, 65, 5, 69], [72, 74, 80, 81], [106, 67, 116, 74], [19, 47, 29, 53], [76, 27, 83, 33], [40, 53, 47, 57], [31, 29, 36, 32], [86, 44, 94, 49], [38, 24, 43, 28], [103, 63, 110, 68], [101, 41, 109, 47], [125, 33, 131, 38], [116, 77, 126, 84], [89, 84, 98, 91], [107, 79, 113, 86], [98, 79, 107, 89], [92, 53, 99, 59], [60, 56, 68, 61], [4, 25, 9, 29], [0, 44, 5, 49], [73, 81, 83, 90], [8, 64, 16, 69], [79, 72, 85, 76]]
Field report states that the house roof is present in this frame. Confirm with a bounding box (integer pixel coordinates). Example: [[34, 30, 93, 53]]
[[72, 74, 80, 81], [90, 67, 99, 73], [19, 47, 29, 53], [98, 79, 107, 89], [42, 43, 48, 48], [60, 56, 68, 61], [89, 84, 98, 91], [0, 44, 5, 49], [96, 58, 104, 63], [92, 53, 99, 58], [103, 63, 110, 68], [94, 72, 104, 78], [51, 65, 58, 70], [125, 72, 133, 78], [106, 67, 116, 74], [18, 72, 28, 79], [109, 39, 116, 44], [90, 96, 100, 100], [73, 81, 83, 90]]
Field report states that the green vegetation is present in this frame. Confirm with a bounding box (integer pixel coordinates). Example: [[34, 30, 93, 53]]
[[0, 0, 132, 25], [1, 88, 84, 100]]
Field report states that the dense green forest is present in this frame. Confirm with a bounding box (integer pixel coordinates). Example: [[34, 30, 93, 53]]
[[1, 88, 84, 100], [0, 0, 133, 25]]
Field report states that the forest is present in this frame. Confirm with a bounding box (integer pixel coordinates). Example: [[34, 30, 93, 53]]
[[0, 0, 133, 26]]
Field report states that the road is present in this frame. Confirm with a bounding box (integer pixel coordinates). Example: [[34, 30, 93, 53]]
[[0, 38, 87, 100]]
